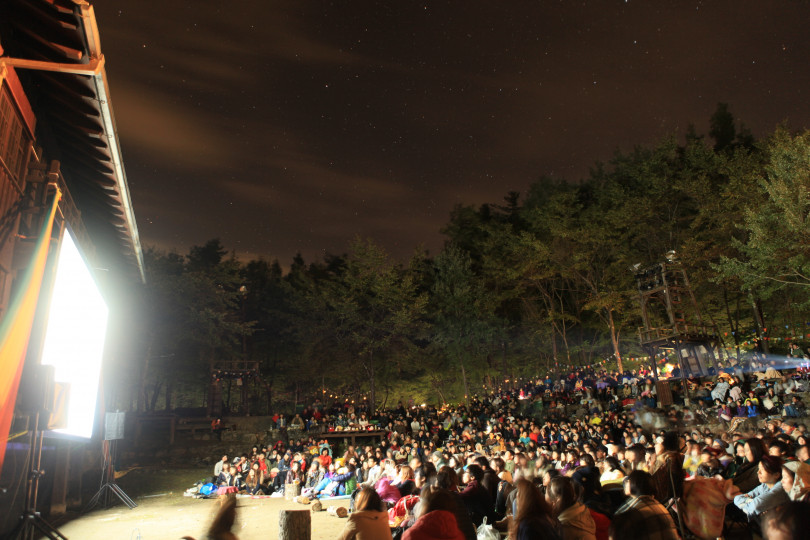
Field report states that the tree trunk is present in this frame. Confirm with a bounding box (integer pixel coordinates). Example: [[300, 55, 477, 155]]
[[607, 308, 623, 373], [165, 381, 173, 411], [137, 340, 154, 413], [432, 376, 447, 404], [550, 324, 559, 371], [501, 341, 507, 386], [558, 291, 572, 365], [750, 295, 770, 354], [459, 356, 470, 405], [369, 350, 376, 413], [722, 286, 741, 358], [149, 380, 162, 412], [278, 509, 311, 540]]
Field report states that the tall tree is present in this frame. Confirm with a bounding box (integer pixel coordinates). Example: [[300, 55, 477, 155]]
[[717, 128, 810, 303], [430, 244, 503, 402], [308, 238, 427, 410]]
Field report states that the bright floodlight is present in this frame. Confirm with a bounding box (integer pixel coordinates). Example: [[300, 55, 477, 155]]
[[39, 229, 109, 439]]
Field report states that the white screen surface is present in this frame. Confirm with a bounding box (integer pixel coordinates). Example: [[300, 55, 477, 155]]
[[39, 230, 108, 438]]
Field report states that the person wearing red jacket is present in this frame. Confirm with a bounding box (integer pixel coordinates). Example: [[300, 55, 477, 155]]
[[404, 487, 466, 540]]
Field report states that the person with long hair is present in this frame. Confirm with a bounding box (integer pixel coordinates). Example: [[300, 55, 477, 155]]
[[733, 455, 789, 519], [599, 456, 624, 489], [241, 466, 264, 495], [435, 466, 477, 540], [545, 476, 596, 540], [394, 465, 417, 498], [732, 438, 768, 493], [509, 479, 560, 540], [403, 487, 466, 540], [336, 486, 392, 540]]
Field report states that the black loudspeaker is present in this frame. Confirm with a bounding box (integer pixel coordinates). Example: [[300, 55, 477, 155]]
[[104, 412, 125, 440], [17, 363, 55, 414]]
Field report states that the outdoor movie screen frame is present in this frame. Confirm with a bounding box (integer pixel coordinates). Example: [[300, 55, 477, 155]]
[[39, 228, 109, 439]]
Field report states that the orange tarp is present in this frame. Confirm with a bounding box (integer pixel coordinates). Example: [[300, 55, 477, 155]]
[[0, 189, 60, 474]]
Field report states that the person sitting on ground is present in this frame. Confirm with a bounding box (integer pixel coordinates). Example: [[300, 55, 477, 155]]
[[508, 478, 561, 540], [359, 456, 382, 489], [571, 454, 603, 507], [649, 431, 684, 504], [733, 438, 768, 493], [319, 447, 333, 470], [459, 464, 495, 527], [289, 413, 305, 430], [622, 445, 647, 473], [403, 486, 466, 540], [214, 455, 228, 480], [599, 456, 625, 489], [435, 466, 477, 540], [733, 454, 789, 521], [316, 463, 356, 498], [242, 467, 264, 495], [545, 476, 596, 540], [305, 460, 324, 490], [284, 459, 305, 492], [761, 500, 810, 540], [234, 455, 250, 478], [782, 460, 810, 502], [216, 462, 236, 488], [785, 395, 805, 418], [336, 486, 393, 540], [393, 465, 417, 498], [303, 462, 335, 498], [613, 471, 679, 540]]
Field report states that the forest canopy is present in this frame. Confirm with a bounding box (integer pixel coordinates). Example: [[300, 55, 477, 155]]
[[110, 107, 810, 413]]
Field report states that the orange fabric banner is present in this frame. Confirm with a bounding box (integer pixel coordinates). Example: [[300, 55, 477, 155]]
[[0, 188, 61, 475]]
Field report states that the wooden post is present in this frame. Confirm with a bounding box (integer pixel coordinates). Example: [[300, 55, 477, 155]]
[[279, 509, 311, 540], [50, 443, 70, 514], [285, 481, 301, 500], [327, 506, 348, 518]]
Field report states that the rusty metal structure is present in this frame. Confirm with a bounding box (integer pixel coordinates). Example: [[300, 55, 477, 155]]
[[635, 254, 721, 380]]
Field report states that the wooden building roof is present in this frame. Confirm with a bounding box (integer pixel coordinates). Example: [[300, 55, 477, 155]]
[[0, 0, 144, 283]]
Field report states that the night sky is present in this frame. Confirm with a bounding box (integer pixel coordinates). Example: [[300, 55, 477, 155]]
[[94, 1, 810, 264]]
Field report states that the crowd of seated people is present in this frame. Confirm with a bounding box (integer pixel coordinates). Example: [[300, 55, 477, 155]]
[[209, 351, 810, 537]]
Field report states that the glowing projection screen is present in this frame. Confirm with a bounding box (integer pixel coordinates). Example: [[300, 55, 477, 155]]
[[40, 230, 109, 438]]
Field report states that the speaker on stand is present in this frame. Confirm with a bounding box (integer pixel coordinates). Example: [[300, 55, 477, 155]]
[[84, 412, 136, 511]]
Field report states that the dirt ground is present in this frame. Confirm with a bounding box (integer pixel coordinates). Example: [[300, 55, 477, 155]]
[[51, 467, 351, 540]]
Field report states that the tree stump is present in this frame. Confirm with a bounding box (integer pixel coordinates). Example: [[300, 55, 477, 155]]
[[279, 509, 311, 540], [327, 506, 348, 518], [284, 481, 301, 500]]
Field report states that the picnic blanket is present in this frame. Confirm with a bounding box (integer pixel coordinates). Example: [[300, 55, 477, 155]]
[[316, 494, 351, 501]]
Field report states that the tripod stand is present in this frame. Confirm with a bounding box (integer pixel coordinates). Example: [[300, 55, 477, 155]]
[[84, 439, 137, 511], [6, 412, 67, 540]]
